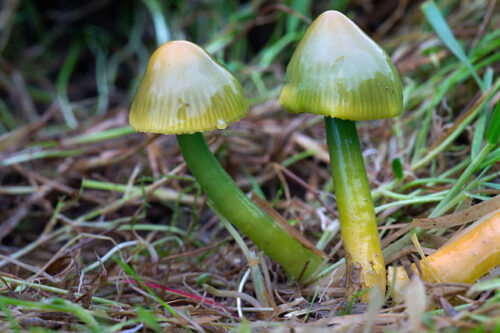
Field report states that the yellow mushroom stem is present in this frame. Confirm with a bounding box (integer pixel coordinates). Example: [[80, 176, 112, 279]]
[[388, 210, 500, 303]]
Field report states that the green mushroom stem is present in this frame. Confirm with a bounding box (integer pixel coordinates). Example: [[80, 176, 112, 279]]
[[177, 132, 325, 281], [324, 117, 386, 295]]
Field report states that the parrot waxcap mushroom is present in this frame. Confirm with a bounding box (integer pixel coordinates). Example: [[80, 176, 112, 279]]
[[280, 11, 403, 300], [280, 10, 402, 121]]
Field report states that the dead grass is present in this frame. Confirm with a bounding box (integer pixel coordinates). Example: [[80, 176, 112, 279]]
[[0, 0, 499, 331]]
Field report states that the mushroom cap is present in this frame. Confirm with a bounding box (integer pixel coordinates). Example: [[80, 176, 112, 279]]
[[279, 11, 403, 121], [130, 41, 248, 134]]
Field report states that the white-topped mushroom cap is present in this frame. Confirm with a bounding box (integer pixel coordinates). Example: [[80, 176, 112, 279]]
[[130, 41, 248, 134], [280, 11, 403, 121]]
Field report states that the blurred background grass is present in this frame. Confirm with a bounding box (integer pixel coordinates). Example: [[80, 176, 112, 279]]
[[0, 0, 421, 128]]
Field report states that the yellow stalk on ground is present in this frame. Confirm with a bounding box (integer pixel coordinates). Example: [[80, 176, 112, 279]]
[[388, 210, 500, 302]]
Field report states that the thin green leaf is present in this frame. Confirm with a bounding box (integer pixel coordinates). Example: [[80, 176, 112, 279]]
[[421, 1, 484, 90], [0, 98, 17, 130], [241, 166, 266, 200], [136, 307, 163, 333], [0, 297, 21, 333], [471, 68, 493, 159], [470, 278, 500, 293], [0, 296, 100, 333], [259, 32, 301, 66], [1, 149, 85, 166], [112, 255, 179, 317], [286, 0, 311, 33], [392, 157, 404, 180], [66, 126, 135, 145], [142, 0, 170, 46], [485, 100, 500, 145], [56, 41, 81, 128], [479, 147, 500, 170]]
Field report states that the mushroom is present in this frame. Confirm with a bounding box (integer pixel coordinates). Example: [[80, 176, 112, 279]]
[[279, 11, 403, 299], [388, 209, 500, 303], [130, 40, 325, 281]]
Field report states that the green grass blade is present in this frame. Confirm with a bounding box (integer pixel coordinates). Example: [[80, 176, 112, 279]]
[[286, 0, 311, 33], [66, 126, 135, 145], [0, 98, 17, 130], [431, 142, 494, 217], [471, 68, 493, 158], [421, 1, 484, 90], [0, 297, 21, 333], [241, 167, 266, 200], [87, 35, 109, 116], [281, 149, 316, 167], [259, 32, 301, 67], [137, 306, 163, 333], [486, 100, 500, 145], [56, 41, 81, 129], [470, 278, 500, 293], [1, 149, 84, 166], [112, 255, 179, 317], [142, 0, 170, 46], [391, 157, 404, 180], [479, 147, 500, 170], [0, 296, 101, 333]]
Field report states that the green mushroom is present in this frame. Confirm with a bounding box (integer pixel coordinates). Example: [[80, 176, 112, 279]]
[[280, 11, 403, 299], [130, 40, 326, 281]]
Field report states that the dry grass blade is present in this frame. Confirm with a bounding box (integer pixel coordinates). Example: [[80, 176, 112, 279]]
[[412, 195, 500, 230]]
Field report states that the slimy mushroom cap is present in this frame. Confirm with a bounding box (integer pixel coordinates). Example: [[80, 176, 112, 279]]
[[130, 40, 248, 134], [279, 11, 403, 121]]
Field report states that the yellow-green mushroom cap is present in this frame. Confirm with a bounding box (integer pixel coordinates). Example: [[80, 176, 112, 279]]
[[130, 40, 248, 134], [279, 11, 403, 121]]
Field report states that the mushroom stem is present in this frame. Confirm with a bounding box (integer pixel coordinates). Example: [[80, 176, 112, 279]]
[[177, 132, 325, 281], [324, 117, 386, 299]]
